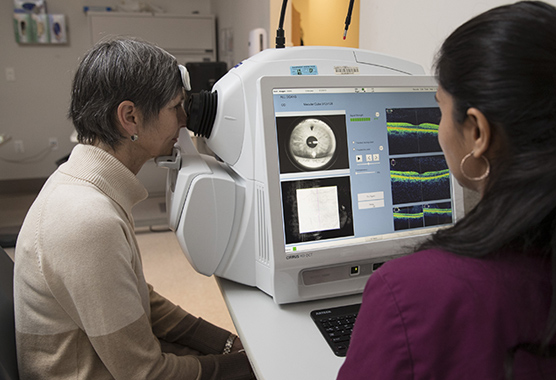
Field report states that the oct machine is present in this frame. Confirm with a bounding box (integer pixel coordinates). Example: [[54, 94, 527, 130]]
[[157, 46, 465, 304]]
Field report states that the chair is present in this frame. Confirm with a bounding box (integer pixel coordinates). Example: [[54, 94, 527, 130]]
[[0, 246, 19, 380]]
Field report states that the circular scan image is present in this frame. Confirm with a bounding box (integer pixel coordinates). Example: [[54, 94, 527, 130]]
[[288, 118, 337, 170]]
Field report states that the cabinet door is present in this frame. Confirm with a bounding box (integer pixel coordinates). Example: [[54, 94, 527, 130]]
[[89, 12, 215, 59]]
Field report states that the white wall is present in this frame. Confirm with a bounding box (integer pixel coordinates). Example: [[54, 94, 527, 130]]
[[210, 0, 270, 66], [0, 0, 210, 183], [359, 0, 556, 74]]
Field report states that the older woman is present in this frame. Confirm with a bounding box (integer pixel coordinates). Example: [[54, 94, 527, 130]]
[[14, 38, 254, 379], [338, 2, 556, 379]]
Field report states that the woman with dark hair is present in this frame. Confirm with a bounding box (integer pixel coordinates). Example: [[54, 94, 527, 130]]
[[338, 2, 556, 379], [14, 38, 254, 379]]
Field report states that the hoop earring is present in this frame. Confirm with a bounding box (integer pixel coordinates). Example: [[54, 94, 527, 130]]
[[460, 151, 490, 181], [130, 134, 138, 142]]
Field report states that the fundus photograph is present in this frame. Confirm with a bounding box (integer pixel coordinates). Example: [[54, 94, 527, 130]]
[[390, 155, 450, 205], [281, 176, 354, 244], [386, 107, 441, 155], [276, 114, 349, 174]]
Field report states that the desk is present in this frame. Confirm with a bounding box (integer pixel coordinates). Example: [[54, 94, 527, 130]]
[[217, 278, 362, 380]]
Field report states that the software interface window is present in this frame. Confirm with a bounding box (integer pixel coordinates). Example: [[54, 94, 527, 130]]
[[273, 86, 451, 253]]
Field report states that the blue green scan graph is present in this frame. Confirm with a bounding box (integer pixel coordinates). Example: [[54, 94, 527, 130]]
[[393, 202, 453, 231], [386, 107, 453, 231], [389, 155, 451, 204], [386, 107, 441, 155]]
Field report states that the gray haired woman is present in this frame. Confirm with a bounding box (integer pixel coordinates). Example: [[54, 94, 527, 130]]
[[14, 38, 254, 380]]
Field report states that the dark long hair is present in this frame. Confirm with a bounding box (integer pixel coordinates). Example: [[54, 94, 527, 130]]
[[425, 0, 556, 362]]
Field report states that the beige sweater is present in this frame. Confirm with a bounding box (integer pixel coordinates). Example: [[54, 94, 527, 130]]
[[14, 144, 252, 380]]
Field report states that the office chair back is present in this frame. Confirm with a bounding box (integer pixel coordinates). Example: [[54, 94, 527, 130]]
[[0, 246, 19, 380]]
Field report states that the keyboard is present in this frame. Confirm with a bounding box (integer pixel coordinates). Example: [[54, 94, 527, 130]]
[[310, 303, 361, 357]]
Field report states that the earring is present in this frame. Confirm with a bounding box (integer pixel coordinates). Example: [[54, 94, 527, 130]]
[[460, 151, 490, 181], [130, 134, 138, 142]]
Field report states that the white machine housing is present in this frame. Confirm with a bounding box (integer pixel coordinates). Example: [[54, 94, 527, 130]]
[[158, 46, 465, 304]]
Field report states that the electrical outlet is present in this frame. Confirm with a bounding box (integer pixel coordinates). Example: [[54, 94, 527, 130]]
[[49, 137, 59, 150], [14, 140, 24, 153], [5, 67, 15, 82]]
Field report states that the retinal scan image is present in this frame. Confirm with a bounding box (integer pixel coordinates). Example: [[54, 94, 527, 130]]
[[393, 201, 452, 231], [276, 114, 349, 174], [386, 107, 442, 155], [389, 155, 451, 205], [386, 106, 453, 232]]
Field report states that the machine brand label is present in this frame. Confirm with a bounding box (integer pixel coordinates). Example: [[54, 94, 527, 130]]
[[290, 65, 318, 76], [286, 252, 313, 260]]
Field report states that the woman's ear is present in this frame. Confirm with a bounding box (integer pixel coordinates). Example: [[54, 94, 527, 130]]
[[116, 100, 140, 138], [466, 107, 492, 158]]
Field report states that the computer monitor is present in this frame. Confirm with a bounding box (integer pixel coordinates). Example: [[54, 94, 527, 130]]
[[256, 75, 464, 303], [161, 47, 465, 304], [272, 81, 451, 251]]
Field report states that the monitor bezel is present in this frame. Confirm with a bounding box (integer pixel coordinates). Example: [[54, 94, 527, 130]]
[[258, 74, 465, 276]]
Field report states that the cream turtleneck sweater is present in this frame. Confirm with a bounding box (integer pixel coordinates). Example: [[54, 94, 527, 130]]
[[14, 144, 252, 380]]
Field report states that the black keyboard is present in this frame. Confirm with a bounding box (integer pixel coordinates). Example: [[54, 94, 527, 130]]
[[310, 303, 361, 357]]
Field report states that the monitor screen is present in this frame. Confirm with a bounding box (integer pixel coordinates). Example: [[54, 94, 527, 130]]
[[270, 81, 452, 255]]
